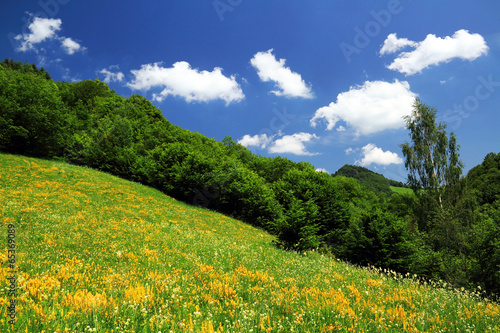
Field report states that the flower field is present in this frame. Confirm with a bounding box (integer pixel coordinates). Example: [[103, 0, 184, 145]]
[[0, 153, 499, 332]]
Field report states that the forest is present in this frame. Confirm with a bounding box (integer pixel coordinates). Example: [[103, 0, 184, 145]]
[[1, 59, 499, 298]]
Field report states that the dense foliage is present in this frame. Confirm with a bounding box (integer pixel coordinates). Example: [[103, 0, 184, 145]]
[[1, 59, 499, 297]]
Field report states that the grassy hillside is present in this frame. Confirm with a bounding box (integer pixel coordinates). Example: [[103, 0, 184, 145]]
[[3, 61, 500, 295], [390, 186, 414, 195], [1, 153, 499, 332]]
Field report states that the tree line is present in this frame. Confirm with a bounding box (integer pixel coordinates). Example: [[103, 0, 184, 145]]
[[1, 59, 499, 297]]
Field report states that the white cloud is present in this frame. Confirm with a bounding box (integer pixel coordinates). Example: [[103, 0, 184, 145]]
[[239, 131, 318, 156], [355, 143, 403, 167], [61, 37, 86, 55], [315, 168, 328, 173], [379, 33, 418, 55], [250, 49, 313, 98], [238, 133, 273, 149], [345, 147, 357, 155], [15, 17, 61, 51], [310, 80, 417, 135], [268, 132, 319, 156], [15, 17, 86, 55], [382, 30, 489, 75], [99, 67, 125, 84], [128, 62, 244, 105]]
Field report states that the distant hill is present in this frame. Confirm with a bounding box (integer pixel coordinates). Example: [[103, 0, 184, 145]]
[[333, 164, 408, 196]]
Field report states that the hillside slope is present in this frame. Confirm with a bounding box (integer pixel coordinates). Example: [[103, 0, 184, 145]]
[[1, 153, 499, 332], [3, 61, 499, 294]]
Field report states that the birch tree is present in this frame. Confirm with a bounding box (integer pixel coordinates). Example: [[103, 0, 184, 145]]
[[401, 98, 469, 283], [400, 99, 464, 222]]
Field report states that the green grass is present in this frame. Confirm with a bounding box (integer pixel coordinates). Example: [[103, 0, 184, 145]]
[[0, 153, 499, 332], [390, 186, 414, 195]]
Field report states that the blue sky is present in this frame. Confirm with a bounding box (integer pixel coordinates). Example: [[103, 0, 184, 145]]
[[2, 0, 499, 181]]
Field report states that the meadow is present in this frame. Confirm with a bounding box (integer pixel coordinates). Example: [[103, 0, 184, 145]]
[[389, 186, 413, 195], [0, 153, 499, 332]]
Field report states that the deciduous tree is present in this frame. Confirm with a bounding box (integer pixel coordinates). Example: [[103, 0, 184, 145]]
[[400, 99, 464, 222]]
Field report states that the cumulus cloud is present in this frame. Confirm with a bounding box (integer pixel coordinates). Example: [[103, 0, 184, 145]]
[[15, 17, 86, 55], [315, 168, 328, 173], [310, 80, 417, 135], [355, 143, 403, 167], [128, 62, 244, 105], [380, 33, 418, 55], [238, 133, 273, 149], [98, 67, 125, 84], [239, 132, 318, 156], [381, 30, 489, 75], [15, 17, 61, 51], [250, 49, 313, 98], [268, 132, 319, 156], [61, 37, 85, 55]]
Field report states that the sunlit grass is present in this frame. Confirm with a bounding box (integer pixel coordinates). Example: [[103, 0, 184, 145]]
[[1, 153, 499, 332], [389, 186, 413, 195]]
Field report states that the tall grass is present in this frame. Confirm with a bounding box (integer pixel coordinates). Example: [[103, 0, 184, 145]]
[[1, 153, 498, 332]]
